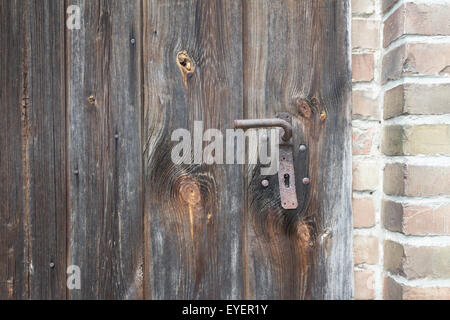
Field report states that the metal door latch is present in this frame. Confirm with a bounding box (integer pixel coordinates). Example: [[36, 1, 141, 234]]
[[234, 112, 298, 210]]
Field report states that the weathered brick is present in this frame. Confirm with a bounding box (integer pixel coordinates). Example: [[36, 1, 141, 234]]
[[383, 4, 406, 48], [352, 90, 380, 120], [384, 240, 450, 279], [384, 164, 450, 196], [382, 43, 450, 84], [384, 3, 450, 47], [352, 19, 379, 49], [384, 84, 450, 119], [384, 276, 450, 300], [382, 0, 399, 14], [353, 161, 379, 191], [354, 269, 374, 300], [354, 235, 378, 265], [382, 200, 450, 235], [382, 125, 450, 156], [383, 240, 404, 275], [353, 127, 376, 155], [353, 54, 374, 82], [352, 0, 375, 17], [353, 197, 375, 228], [381, 125, 403, 155]]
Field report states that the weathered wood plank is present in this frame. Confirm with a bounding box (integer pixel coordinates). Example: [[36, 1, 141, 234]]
[[25, 0, 68, 300], [242, 0, 352, 299], [67, 0, 143, 299], [143, 0, 244, 299], [0, 0, 67, 300], [0, 0, 29, 300]]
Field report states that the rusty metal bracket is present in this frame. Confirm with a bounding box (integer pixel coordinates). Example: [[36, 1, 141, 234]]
[[234, 112, 298, 210]]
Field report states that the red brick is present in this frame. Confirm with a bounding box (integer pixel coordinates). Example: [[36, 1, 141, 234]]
[[384, 240, 450, 279], [352, 19, 379, 49], [384, 276, 450, 300], [384, 84, 450, 119], [353, 127, 376, 155], [354, 235, 378, 265], [382, 125, 450, 156], [382, 200, 450, 235], [384, 164, 450, 196], [384, 3, 450, 47], [352, 0, 376, 17], [352, 90, 380, 120], [382, 0, 399, 14], [353, 197, 375, 228], [353, 161, 379, 191], [354, 269, 374, 300], [352, 54, 374, 82], [382, 43, 450, 84]]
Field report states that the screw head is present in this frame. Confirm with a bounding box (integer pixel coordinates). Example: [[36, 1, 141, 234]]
[[130, 38, 136, 45], [49, 262, 55, 269], [302, 177, 310, 185], [299, 144, 307, 152], [261, 179, 269, 187]]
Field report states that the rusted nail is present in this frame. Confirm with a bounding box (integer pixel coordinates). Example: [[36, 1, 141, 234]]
[[299, 144, 307, 152], [49, 262, 55, 269], [302, 177, 310, 185], [261, 179, 269, 188]]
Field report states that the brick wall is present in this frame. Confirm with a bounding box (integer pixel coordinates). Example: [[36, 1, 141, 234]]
[[351, 0, 450, 300]]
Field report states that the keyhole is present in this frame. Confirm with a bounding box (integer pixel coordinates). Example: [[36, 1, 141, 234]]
[[284, 173, 290, 188]]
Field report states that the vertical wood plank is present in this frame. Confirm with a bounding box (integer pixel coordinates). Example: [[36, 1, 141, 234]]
[[1, 0, 67, 300], [67, 0, 143, 299], [242, 0, 352, 299], [143, 0, 244, 299], [0, 0, 29, 300], [26, 0, 67, 299]]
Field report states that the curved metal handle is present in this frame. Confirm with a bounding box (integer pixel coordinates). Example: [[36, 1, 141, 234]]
[[233, 118, 293, 141]]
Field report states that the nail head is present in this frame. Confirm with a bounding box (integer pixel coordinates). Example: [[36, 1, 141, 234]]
[[261, 179, 269, 188], [302, 177, 310, 185]]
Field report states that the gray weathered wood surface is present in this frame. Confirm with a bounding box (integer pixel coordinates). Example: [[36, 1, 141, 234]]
[[0, 0, 351, 299], [0, 0, 67, 300], [66, 0, 143, 299]]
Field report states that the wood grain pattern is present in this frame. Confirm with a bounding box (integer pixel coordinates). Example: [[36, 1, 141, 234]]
[[66, 0, 143, 299], [143, 0, 244, 299], [243, 0, 352, 299], [0, 0, 67, 300], [0, 0, 29, 300], [1, 0, 351, 300], [26, 0, 67, 299]]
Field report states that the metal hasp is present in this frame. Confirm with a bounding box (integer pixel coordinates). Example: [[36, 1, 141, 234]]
[[234, 112, 298, 210]]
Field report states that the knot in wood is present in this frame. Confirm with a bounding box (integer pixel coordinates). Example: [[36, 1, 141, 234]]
[[176, 50, 195, 83], [295, 98, 312, 119], [178, 177, 201, 206]]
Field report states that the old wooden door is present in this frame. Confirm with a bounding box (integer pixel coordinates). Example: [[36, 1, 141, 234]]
[[0, 0, 351, 299]]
